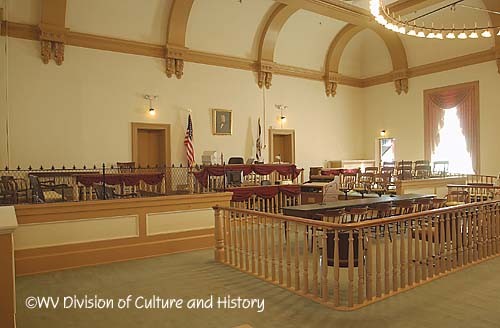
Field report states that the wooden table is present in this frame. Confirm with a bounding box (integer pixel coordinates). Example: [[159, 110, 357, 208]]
[[282, 193, 435, 219]]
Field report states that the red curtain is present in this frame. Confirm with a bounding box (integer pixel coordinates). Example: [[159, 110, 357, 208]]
[[424, 82, 479, 173]]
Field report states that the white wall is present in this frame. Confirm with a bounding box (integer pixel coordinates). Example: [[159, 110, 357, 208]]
[[4, 38, 365, 173], [362, 61, 500, 176]]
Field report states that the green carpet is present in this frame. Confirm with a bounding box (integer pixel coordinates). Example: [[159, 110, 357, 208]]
[[16, 249, 500, 328]]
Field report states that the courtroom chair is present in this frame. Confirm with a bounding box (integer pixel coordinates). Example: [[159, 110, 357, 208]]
[[446, 190, 469, 206], [226, 157, 245, 187], [432, 161, 449, 177], [382, 161, 395, 168], [432, 197, 448, 209], [1, 176, 29, 204], [345, 207, 369, 223], [396, 160, 413, 180], [228, 157, 244, 164], [117, 161, 136, 172], [371, 173, 391, 197], [29, 175, 68, 203], [339, 172, 357, 200], [368, 202, 394, 240], [393, 200, 415, 233], [260, 180, 272, 186], [364, 166, 379, 174], [414, 197, 434, 212], [353, 173, 374, 198], [318, 209, 346, 224], [0, 178, 16, 204], [414, 164, 432, 179], [93, 183, 137, 200]]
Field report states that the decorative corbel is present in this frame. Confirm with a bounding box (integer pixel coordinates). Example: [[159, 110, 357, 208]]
[[257, 61, 274, 89], [165, 45, 186, 79], [39, 0, 68, 65], [325, 72, 341, 97], [39, 24, 69, 65], [393, 68, 409, 95]]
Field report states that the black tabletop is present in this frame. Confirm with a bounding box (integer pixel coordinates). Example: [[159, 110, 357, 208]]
[[282, 194, 435, 219]]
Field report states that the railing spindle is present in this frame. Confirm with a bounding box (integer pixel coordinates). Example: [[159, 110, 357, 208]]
[[348, 230, 354, 308], [294, 223, 300, 290], [302, 225, 309, 294], [358, 227, 365, 304], [384, 224, 390, 295], [334, 230, 340, 307]]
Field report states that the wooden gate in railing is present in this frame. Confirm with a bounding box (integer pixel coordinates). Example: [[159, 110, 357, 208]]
[[213, 201, 500, 310]]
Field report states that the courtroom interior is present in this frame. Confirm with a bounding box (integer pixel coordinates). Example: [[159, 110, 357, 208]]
[[1, 0, 500, 327]]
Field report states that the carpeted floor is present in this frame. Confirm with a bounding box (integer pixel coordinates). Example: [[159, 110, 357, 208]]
[[16, 249, 500, 328]]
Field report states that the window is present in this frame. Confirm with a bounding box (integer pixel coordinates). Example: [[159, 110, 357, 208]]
[[431, 108, 474, 174], [424, 82, 479, 174]]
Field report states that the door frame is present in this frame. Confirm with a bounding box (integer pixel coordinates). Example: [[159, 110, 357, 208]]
[[131, 122, 171, 167], [268, 128, 295, 164]]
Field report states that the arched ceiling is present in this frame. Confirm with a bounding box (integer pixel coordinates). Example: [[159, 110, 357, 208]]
[[186, 0, 275, 59], [3, 0, 499, 87], [274, 9, 347, 71], [340, 29, 393, 78], [67, 0, 172, 45]]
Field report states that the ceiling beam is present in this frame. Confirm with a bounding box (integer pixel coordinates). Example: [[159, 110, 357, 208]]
[[256, 3, 299, 89], [387, 0, 448, 15], [273, 0, 372, 26]]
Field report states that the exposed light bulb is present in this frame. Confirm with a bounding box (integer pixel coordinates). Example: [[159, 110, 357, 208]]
[[417, 31, 426, 38], [446, 31, 456, 39], [469, 31, 478, 39], [436, 32, 443, 39], [497, 29, 500, 36], [398, 26, 406, 34], [481, 29, 492, 38], [149, 108, 156, 116], [386, 23, 394, 30], [408, 29, 417, 36], [427, 32, 435, 39], [457, 31, 467, 39]]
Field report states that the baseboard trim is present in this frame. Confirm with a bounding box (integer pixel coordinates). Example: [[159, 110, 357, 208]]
[[15, 232, 214, 276]]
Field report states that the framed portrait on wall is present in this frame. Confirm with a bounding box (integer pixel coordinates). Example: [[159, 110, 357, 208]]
[[212, 109, 233, 135]]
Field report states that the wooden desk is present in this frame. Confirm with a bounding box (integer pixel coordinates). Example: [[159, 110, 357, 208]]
[[395, 176, 466, 197], [282, 194, 435, 219]]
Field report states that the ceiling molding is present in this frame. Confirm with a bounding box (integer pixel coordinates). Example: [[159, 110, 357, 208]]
[[256, 3, 299, 89], [324, 24, 409, 96], [387, 0, 447, 15], [2, 21, 497, 91], [39, 0, 68, 65], [165, 0, 194, 79]]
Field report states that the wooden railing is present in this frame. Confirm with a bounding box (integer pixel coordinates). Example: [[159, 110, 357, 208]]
[[448, 184, 500, 203], [229, 188, 301, 214], [466, 174, 498, 185], [213, 201, 500, 310]]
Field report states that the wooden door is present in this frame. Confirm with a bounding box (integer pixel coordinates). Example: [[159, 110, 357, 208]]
[[269, 129, 295, 164], [131, 123, 171, 168], [137, 129, 166, 167]]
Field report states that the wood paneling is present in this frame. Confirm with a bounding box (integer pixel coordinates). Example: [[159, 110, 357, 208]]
[[13, 193, 232, 275]]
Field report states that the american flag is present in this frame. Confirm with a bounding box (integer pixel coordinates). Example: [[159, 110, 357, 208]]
[[184, 114, 195, 167]]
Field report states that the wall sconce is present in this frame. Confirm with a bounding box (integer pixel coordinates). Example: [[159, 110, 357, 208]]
[[380, 130, 387, 137], [144, 95, 159, 116], [275, 104, 288, 129]]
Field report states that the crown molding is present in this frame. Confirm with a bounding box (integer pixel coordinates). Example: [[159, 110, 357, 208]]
[[1, 21, 497, 90]]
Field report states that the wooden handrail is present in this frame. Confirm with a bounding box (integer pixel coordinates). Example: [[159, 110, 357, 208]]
[[215, 199, 499, 230]]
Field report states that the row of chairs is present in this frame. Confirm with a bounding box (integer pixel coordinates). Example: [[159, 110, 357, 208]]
[[317, 197, 447, 225]]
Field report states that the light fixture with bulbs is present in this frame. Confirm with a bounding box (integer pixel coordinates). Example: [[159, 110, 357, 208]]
[[144, 95, 159, 116], [275, 104, 288, 129], [380, 130, 387, 137], [369, 0, 500, 41]]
